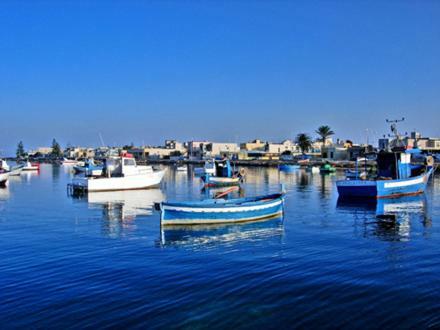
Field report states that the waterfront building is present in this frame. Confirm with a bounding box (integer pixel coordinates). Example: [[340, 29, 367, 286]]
[[129, 140, 187, 160], [64, 147, 95, 159], [403, 132, 440, 152], [240, 139, 266, 152], [28, 147, 53, 156], [187, 141, 239, 159], [265, 140, 301, 155]]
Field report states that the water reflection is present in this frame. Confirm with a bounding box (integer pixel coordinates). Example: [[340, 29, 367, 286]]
[[0, 186, 10, 201], [337, 195, 430, 242], [74, 189, 165, 238], [159, 216, 284, 248]]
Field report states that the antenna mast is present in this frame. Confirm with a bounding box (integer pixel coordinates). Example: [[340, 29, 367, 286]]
[[386, 117, 405, 149]]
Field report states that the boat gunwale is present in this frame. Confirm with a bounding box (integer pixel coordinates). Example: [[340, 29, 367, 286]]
[[161, 193, 284, 209]]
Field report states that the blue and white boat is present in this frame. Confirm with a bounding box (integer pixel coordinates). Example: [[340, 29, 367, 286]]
[[73, 159, 103, 176], [159, 193, 284, 225], [337, 149, 434, 199], [278, 164, 300, 172], [201, 159, 243, 187]]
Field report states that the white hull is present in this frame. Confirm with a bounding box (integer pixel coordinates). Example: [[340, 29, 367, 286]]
[[72, 170, 165, 192], [0, 172, 9, 186], [22, 167, 39, 171]]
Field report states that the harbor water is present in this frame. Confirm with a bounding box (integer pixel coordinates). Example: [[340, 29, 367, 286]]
[[1, 164, 440, 328]]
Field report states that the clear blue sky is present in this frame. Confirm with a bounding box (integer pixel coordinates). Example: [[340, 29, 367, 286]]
[[1, 1, 439, 155]]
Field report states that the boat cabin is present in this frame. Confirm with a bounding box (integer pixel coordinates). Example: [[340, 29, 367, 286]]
[[103, 154, 142, 177], [377, 149, 431, 180], [214, 159, 233, 178]]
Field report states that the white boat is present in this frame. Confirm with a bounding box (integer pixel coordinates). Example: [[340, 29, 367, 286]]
[[22, 161, 40, 171], [62, 158, 78, 165], [69, 154, 165, 193], [0, 172, 9, 187], [9, 165, 24, 176], [1, 160, 25, 176], [176, 164, 187, 172], [204, 159, 216, 175], [194, 160, 216, 176]]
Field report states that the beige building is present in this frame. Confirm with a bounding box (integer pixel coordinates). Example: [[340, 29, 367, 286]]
[[65, 147, 95, 159], [129, 140, 187, 159], [187, 141, 239, 159], [240, 139, 266, 152], [265, 140, 300, 155], [403, 132, 440, 151]]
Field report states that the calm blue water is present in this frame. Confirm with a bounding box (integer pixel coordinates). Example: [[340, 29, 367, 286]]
[[1, 164, 440, 328]]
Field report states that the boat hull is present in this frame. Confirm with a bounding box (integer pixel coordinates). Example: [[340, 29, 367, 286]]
[[0, 173, 9, 186], [201, 175, 240, 187], [71, 170, 165, 192], [337, 167, 433, 199], [161, 194, 284, 225]]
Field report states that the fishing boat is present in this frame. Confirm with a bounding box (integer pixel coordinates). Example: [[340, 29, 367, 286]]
[[337, 119, 435, 199], [0, 171, 9, 187], [22, 161, 40, 171], [61, 158, 78, 165], [320, 163, 336, 173], [68, 153, 165, 193], [278, 164, 300, 172], [201, 159, 244, 187], [337, 150, 434, 199], [73, 159, 103, 176], [194, 159, 216, 176], [158, 192, 285, 225]]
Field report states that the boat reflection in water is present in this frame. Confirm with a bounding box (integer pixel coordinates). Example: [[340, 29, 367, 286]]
[[159, 216, 284, 248], [84, 189, 165, 238], [337, 195, 431, 242]]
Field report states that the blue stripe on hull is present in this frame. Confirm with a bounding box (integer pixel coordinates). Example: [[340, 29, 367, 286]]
[[337, 185, 377, 198], [162, 203, 284, 224]]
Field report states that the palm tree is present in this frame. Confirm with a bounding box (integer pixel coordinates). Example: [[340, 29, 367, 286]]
[[296, 133, 312, 154], [316, 125, 335, 145]]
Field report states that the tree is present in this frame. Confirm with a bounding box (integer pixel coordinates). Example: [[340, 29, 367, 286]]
[[316, 125, 335, 145], [51, 138, 62, 158], [296, 133, 312, 154], [16, 141, 26, 159]]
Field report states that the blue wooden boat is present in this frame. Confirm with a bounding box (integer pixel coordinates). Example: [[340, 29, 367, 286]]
[[337, 149, 435, 199], [159, 193, 284, 225], [278, 164, 300, 172]]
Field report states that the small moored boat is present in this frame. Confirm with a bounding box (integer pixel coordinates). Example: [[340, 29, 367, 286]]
[[201, 159, 244, 187], [320, 163, 336, 173], [73, 159, 103, 176], [278, 164, 300, 172], [22, 161, 40, 171], [61, 158, 78, 165], [159, 192, 284, 225]]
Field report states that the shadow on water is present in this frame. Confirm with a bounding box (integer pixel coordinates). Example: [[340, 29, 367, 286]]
[[337, 194, 431, 242], [71, 189, 165, 238], [158, 216, 284, 249]]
